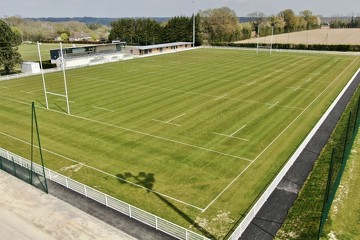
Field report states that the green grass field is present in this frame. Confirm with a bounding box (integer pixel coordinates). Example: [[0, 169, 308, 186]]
[[1, 48, 359, 238], [18, 43, 89, 62]]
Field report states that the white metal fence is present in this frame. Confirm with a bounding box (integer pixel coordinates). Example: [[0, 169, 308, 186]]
[[0, 147, 208, 240]]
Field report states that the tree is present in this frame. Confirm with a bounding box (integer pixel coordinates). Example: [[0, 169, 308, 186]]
[[60, 32, 69, 41], [300, 10, 320, 30], [279, 9, 299, 32], [200, 7, 242, 43], [247, 11, 267, 31], [109, 18, 163, 45], [267, 15, 285, 34], [0, 20, 22, 74], [162, 14, 202, 46]]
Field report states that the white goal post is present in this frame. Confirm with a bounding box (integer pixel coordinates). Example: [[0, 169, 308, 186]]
[[38, 42, 71, 115]]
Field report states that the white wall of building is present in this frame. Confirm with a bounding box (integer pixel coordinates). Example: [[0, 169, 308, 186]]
[[21, 62, 41, 74], [54, 53, 125, 68]]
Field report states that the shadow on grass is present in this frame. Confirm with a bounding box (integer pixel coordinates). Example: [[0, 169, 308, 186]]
[[36, 99, 46, 108], [116, 172, 215, 239], [54, 102, 67, 114]]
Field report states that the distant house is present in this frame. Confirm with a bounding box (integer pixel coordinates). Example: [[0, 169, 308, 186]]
[[69, 32, 92, 42]]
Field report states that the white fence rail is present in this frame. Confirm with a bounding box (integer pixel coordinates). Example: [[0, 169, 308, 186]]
[[0, 147, 207, 240]]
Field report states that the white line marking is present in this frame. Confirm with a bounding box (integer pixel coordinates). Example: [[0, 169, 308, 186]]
[[152, 119, 180, 127], [292, 86, 301, 92], [20, 90, 34, 95], [230, 125, 247, 137], [152, 113, 186, 126], [0, 86, 9, 89], [167, 113, 186, 123], [93, 106, 115, 112], [213, 132, 250, 143], [84, 78, 302, 110], [30, 89, 44, 93], [0, 96, 252, 163], [215, 94, 228, 101], [269, 101, 279, 109], [247, 81, 257, 86], [0, 131, 204, 211], [202, 56, 359, 212]]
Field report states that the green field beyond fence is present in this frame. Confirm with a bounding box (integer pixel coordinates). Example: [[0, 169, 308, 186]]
[[1, 48, 359, 239]]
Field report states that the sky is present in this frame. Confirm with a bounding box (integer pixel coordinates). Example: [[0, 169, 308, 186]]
[[1, 0, 359, 18]]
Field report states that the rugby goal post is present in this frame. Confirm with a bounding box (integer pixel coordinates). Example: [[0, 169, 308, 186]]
[[38, 42, 71, 115]]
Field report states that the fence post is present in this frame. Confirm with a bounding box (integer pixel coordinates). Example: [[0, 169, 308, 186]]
[[65, 177, 69, 188], [11, 157, 17, 177], [342, 112, 352, 163], [353, 96, 360, 134], [318, 148, 335, 239]]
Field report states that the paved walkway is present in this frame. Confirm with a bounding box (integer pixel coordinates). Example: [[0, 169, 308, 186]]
[[0, 171, 136, 240]]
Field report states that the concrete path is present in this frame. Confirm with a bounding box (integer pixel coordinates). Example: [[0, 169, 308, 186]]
[[0, 171, 136, 240]]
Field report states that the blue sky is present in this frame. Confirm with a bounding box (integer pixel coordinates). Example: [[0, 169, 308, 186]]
[[1, 0, 359, 18]]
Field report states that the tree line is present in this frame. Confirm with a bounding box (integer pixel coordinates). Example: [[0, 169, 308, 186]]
[[109, 8, 321, 45], [4, 16, 110, 42], [109, 16, 202, 45], [330, 15, 360, 28], [0, 7, 323, 74], [247, 9, 321, 37]]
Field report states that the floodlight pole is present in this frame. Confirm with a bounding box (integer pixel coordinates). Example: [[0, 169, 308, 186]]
[[270, 25, 274, 55], [256, 25, 260, 54], [60, 42, 71, 115], [192, 0, 196, 47], [37, 42, 49, 109]]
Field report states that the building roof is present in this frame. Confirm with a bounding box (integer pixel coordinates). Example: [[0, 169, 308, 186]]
[[134, 42, 192, 50], [50, 43, 126, 51]]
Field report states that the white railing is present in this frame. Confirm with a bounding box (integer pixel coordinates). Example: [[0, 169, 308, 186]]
[[0, 147, 208, 240], [203, 45, 360, 56], [0, 68, 61, 81], [227, 66, 360, 239]]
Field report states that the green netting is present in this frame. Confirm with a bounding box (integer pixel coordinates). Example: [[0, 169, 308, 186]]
[[0, 102, 48, 193], [318, 95, 360, 239]]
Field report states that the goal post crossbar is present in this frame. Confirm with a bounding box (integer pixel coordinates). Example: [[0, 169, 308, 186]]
[[37, 42, 71, 115]]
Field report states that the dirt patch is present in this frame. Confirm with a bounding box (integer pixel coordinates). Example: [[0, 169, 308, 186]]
[[60, 163, 84, 172], [193, 211, 235, 238]]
